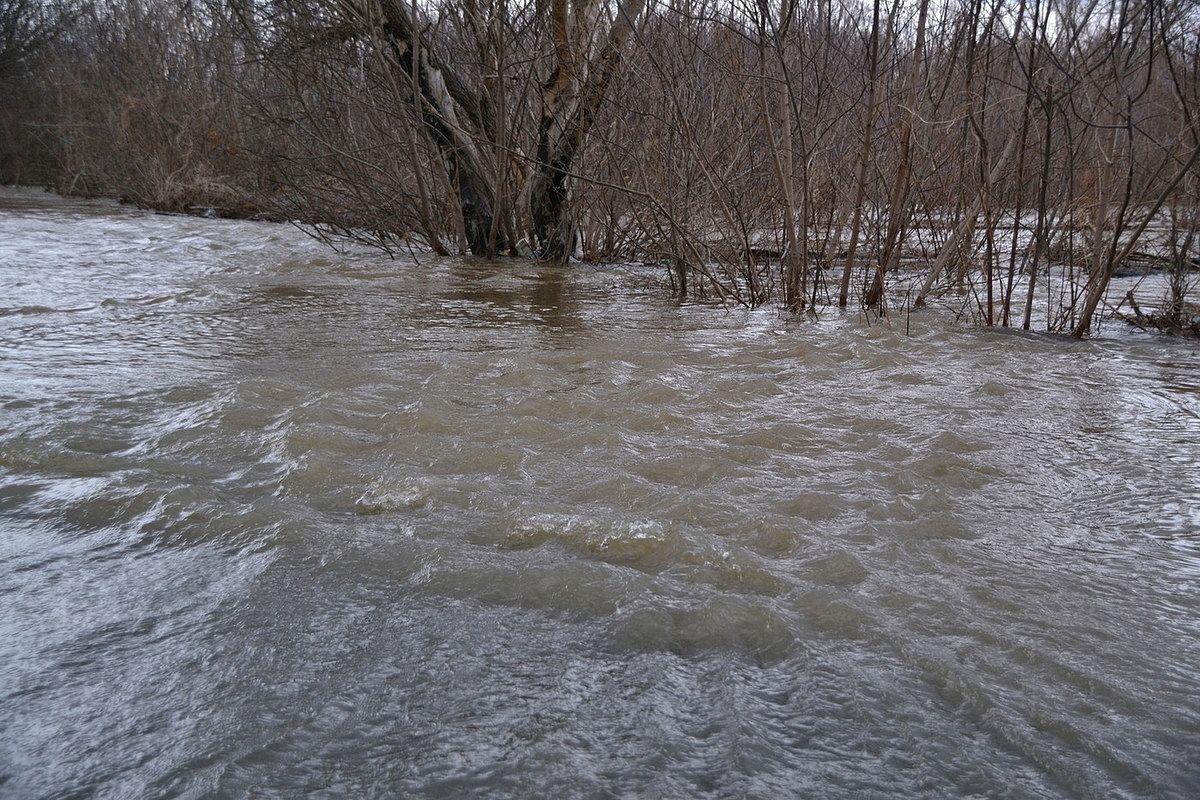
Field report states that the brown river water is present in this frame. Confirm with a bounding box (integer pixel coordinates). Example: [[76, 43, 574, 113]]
[[1, 188, 1199, 798]]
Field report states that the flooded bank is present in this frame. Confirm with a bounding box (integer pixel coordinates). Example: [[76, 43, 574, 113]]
[[1, 188, 1198, 798]]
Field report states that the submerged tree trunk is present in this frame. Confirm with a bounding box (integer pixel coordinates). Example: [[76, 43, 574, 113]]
[[376, 0, 506, 257], [914, 130, 1019, 308], [838, 0, 882, 309], [864, 0, 929, 310], [531, 0, 646, 263], [1072, 143, 1200, 337], [1022, 86, 1055, 331]]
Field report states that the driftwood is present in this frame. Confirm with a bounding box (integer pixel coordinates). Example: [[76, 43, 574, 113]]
[[1117, 292, 1200, 336]]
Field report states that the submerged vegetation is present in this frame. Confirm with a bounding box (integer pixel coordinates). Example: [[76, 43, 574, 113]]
[[2, 0, 1198, 334]]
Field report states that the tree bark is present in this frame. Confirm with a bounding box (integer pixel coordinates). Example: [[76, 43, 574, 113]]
[[1072, 143, 1200, 337], [531, 0, 646, 263], [914, 129, 1019, 308], [837, 0, 882, 309], [376, 0, 506, 256], [864, 0, 930, 309]]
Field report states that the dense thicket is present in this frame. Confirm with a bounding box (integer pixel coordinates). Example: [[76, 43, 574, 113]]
[[3, 0, 1198, 334]]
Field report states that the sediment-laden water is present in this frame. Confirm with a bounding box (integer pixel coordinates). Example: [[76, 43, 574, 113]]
[[1, 188, 1198, 799]]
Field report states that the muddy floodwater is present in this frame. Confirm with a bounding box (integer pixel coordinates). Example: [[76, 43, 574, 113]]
[[1, 188, 1198, 799]]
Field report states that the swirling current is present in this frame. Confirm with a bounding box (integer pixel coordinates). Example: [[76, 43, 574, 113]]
[[1, 188, 1198, 799]]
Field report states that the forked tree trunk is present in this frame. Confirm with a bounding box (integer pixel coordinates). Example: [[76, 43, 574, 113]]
[[531, 0, 646, 263], [375, 0, 506, 257]]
